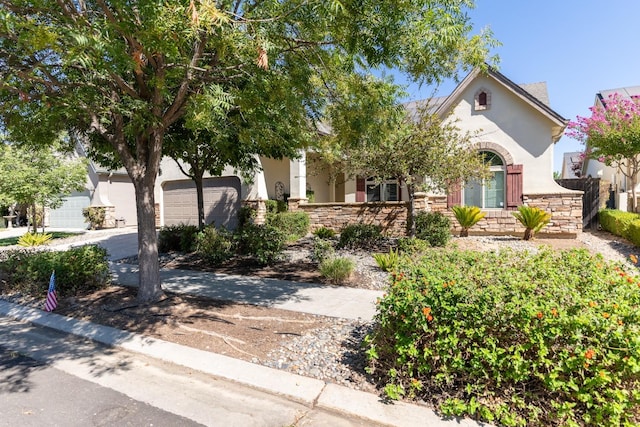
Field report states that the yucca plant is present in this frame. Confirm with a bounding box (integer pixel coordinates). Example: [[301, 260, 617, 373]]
[[512, 206, 551, 240], [451, 205, 486, 237], [18, 232, 53, 247]]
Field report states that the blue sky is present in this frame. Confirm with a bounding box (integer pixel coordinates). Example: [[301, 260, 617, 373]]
[[394, 1, 640, 173]]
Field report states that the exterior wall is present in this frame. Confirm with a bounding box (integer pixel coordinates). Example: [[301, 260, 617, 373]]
[[294, 201, 409, 236], [432, 193, 583, 237], [449, 75, 571, 196], [259, 157, 290, 199], [289, 193, 431, 237]]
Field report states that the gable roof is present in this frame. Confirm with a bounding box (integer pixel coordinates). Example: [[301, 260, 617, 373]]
[[434, 67, 568, 142]]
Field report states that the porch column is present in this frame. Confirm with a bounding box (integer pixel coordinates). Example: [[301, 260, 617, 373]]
[[288, 151, 307, 209]]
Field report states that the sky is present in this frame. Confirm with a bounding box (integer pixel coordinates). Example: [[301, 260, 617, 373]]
[[392, 1, 640, 173]]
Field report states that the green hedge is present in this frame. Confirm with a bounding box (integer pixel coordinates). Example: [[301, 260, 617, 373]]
[[599, 209, 640, 246], [366, 248, 640, 426], [0, 245, 110, 297]]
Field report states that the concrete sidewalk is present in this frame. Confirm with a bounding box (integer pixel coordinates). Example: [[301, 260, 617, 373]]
[[111, 263, 383, 321]]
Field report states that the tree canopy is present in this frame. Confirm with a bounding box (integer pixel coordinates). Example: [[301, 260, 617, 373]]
[[0, 0, 496, 303], [567, 92, 640, 211]]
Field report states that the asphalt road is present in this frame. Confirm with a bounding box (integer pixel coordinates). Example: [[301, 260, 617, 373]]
[[0, 345, 202, 427]]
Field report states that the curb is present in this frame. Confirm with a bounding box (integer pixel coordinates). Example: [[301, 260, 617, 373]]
[[0, 300, 490, 427]]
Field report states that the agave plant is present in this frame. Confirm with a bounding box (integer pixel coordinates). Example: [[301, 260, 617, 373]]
[[451, 205, 486, 237], [512, 206, 551, 240]]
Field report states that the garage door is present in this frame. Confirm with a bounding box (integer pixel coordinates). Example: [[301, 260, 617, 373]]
[[162, 176, 241, 229], [48, 191, 91, 229]]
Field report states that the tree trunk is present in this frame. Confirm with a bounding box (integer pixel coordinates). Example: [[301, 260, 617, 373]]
[[31, 202, 37, 233], [407, 182, 416, 237], [132, 175, 163, 304], [195, 173, 205, 230], [523, 228, 533, 241]]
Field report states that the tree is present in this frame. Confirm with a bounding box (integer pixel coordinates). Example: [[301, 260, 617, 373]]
[[328, 89, 490, 236], [0, 141, 87, 233], [0, 0, 496, 303], [567, 93, 640, 211], [165, 74, 314, 229]]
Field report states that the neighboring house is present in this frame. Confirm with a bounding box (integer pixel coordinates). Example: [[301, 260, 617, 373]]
[[561, 151, 584, 179], [582, 85, 640, 211], [49, 67, 583, 237]]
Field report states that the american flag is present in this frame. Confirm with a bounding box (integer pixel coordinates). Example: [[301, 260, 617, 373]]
[[44, 271, 57, 312]]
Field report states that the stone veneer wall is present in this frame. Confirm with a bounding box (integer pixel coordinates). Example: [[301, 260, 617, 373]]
[[293, 201, 410, 236], [431, 193, 583, 237]]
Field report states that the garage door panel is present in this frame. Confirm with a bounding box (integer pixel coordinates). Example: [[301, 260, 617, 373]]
[[163, 177, 241, 229], [48, 191, 91, 229]]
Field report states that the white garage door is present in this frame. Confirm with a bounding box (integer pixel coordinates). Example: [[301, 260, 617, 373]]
[[48, 191, 91, 229], [163, 176, 241, 229]]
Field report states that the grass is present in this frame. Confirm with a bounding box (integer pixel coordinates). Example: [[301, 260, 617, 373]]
[[0, 231, 81, 247]]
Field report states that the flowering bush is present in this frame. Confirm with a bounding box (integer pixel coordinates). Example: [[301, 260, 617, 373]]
[[365, 248, 640, 426], [567, 92, 640, 210]]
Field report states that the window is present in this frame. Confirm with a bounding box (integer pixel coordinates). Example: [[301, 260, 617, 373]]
[[366, 177, 399, 202], [478, 92, 487, 106], [474, 88, 491, 111], [463, 151, 505, 208]]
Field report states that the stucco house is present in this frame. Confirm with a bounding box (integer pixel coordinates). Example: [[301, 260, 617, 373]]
[[581, 85, 640, 212], [48, 67, 583, 236]]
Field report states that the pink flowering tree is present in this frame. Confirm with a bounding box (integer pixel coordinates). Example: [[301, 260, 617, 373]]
[[567, 93, 640, 211]]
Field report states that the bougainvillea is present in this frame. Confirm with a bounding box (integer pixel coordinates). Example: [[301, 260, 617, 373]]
[[566, 93, 640, 210]]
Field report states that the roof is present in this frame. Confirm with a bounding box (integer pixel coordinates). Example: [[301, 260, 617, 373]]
[[433, 67, 567, 142], [597, 85, 640, 105]]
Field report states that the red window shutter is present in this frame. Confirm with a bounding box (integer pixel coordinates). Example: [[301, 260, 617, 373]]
[[447, 182, 462, 207], [356, 177, 365, 202], [506, 164, 523, 209]]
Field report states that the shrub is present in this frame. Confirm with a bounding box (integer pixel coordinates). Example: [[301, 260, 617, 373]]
[[18, 232, 53, 247], [310, 237, 335, 263], [266, 211, 310, 242], [451, 205, 486, 237], [265, 199, 288, 214], [396, 237, 430, 255], [82, 206, 106, 230], [313, 226, 336, 239], [414, 211, 451, 247], [319, 257, 355, 285], [365, 248, 640, 426], [512, 206, 552, 240], [599, 209, 640, 244], [158, 224, 199, 253], [237, 205, 257, 229], [195, 226, 234, 265], [0, 245, 110, 297], [372, 248, 401, 272], [338, 223, 383, 249], [235, 223, 286, 265]]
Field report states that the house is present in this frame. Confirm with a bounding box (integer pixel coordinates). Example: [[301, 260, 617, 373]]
[[561, 151, 584, 179], [48, 68, 583, 237], [582, 85, 640, 211], [299, 68, 583, 236]]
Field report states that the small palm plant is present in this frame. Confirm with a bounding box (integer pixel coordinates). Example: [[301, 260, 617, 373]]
[[451, 205, 486, 237], [512, 206, 551, 240]]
